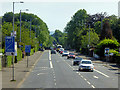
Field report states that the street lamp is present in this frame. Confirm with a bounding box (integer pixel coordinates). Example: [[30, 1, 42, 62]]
[[13, 1, 24, 34], [20, 9, 29, 49], [12, 1, 24, 81]]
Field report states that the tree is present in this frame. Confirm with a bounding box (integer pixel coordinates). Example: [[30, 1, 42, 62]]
[[100, 20, 113, 40]]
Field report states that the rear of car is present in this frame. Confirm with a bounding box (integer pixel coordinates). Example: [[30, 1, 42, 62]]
[[51, 50, 56, 54], [67, 53, 75, 59], [62, 51, 69, 56], [78, 60, 94, 72], [73, 57, 82, 65]]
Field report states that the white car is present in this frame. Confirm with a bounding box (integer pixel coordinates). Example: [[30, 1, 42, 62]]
[[78, 60, 94, 72], [62, 51, 69, 56]]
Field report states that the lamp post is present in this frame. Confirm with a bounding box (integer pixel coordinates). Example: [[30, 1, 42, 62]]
[[12, 1, 24, 81], [20, 9, 29, 49]]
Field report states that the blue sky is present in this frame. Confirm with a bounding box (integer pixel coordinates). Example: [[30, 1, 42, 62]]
[[0, 0, 119, 32]]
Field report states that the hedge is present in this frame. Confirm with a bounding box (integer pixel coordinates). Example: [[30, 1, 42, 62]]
[[17, 49, 22, 62], [95, 39, 120, 57]]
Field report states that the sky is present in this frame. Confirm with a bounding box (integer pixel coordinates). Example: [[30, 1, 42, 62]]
[[0, 0, 119, 33]]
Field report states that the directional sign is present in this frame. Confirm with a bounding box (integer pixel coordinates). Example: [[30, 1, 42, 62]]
[[5, 36, 15, 55], [25, 45, 31, 53], [40, 43, 42, 47], [105, 48, 109, 56]]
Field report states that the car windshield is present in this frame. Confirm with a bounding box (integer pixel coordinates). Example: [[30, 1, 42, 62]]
[[64, 51, 68, 53], [75, 57, 82, 60], [81, 61, 91, 64], [69, 53, 74, 55]]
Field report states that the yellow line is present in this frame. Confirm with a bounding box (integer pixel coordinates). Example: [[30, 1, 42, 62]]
[[16, 51, 44, 88]]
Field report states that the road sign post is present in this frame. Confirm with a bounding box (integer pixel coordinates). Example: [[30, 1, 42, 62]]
[[25, 45, 31, 67], [105, 48, 109, 65], [5, 36, 15, 81]]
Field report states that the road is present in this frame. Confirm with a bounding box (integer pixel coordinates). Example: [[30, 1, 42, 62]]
[[20, 50, 118, 88]]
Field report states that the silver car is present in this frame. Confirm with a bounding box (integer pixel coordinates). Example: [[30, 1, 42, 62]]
[[78, 60, 94, 72]]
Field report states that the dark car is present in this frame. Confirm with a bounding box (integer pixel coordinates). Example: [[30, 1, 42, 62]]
[[67, 53, 75, 59], [73, 57, 83, 65], [51, 50, 56, 54]]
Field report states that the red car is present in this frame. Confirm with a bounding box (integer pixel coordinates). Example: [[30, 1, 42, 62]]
[[60, 50, 63, 54], [67, 53, 75, 59]]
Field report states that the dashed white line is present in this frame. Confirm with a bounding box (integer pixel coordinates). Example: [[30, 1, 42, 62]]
[[93, 75, 98, 79], [55, 83, 56, 86], [54, 79, 56, 82], [94, 69, 109, 78], [84, 78, 87, 81], [91, 85, 95, 88], [81, 75, 83, 78], [87, 81, 91, 85]]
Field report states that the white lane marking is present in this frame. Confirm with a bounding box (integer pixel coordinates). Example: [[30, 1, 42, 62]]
[[87, 81, 91, 85], [91, 85, 95, 88], [54, 76, 56, 79], [50, 61, 53, 68], [81, 75, 83, 78], [55, 83, 56, 86], [37, 73, 46, 75], [84, 78, 87, 81], [49, 50, 53, 68], [93, 76, 98, 79], [94, 69, 109, 78]]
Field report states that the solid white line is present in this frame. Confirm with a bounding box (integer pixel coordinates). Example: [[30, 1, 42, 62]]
[[91, 85, 95, 88], [49, 50, 53, 68], [94, 69, 109, 78], [50, 61, 53, 68]]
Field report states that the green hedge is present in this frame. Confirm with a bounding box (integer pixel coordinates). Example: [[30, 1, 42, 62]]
[[30, 48, 35, 55], [7, 56, 13, 67], [95, 39, 120, 57], [17, 49, 22, 62]]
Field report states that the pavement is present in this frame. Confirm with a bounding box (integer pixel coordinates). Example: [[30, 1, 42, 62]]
[[1, 51, 43, 89]]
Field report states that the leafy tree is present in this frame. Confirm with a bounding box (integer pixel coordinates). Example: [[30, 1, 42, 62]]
[[100, 20, 113, 40], [81, 30, 99, 49]]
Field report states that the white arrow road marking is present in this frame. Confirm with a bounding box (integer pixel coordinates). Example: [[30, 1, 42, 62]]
[[94, 69, 109, 78], [93, 76, 99, 79]]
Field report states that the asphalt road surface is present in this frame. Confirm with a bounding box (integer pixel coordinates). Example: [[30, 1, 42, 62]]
[[20, 50, 118, 88]]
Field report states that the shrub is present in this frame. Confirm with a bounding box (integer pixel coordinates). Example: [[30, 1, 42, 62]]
[[7, 56, 13, 67], [95, 39, 120, 57], [17, 49, 22, 62], [30, 48, 34, 55], [109, 49, 119, 56]]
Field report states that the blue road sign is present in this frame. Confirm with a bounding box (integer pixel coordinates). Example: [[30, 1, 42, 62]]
[[40, 43, 42, 47], [25, 45, 31, 53], [5, 36, 15, 53]]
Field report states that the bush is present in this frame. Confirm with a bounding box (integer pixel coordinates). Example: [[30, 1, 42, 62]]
[[95, 39, 120, 57], [7, 56, 13, 67], [17, 49, 22, 62], [30, 48, 34, 55], [109, 49, 119, 56]]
